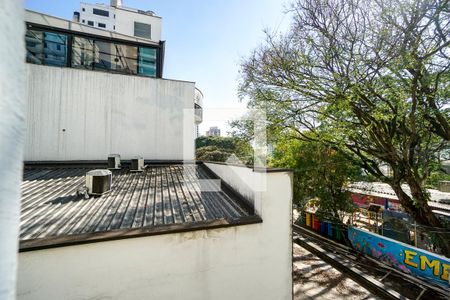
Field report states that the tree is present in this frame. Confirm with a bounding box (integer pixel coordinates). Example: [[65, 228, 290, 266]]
[[239, 0, 450, 254], [271, 133, 361, 222], [195, 136, 253, 164]]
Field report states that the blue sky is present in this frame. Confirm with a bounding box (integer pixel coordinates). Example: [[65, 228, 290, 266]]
[[24, 0, 290, 135]]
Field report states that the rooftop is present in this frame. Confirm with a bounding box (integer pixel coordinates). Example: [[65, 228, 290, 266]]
[[347, 181, 450, 213], [25, 9, 160, 46], [19, 163, 260, 251], [80, 2, 161, 18], [348, 181, 450, 203]]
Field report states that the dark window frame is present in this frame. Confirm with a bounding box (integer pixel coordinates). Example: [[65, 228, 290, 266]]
[[98, 23, 106, 28], [87, 20, 94, 26], [134, 22, 151, 39], [93, 8, 109, 17]]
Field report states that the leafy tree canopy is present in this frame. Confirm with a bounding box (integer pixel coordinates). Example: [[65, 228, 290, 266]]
[[238, 0, 450, 254], [195, 136, 253, 164]]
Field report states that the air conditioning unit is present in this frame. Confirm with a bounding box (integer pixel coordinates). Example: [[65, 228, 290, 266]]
[[85, 169, 112, 196], [130, 156, 144, 172], [108, 154, 121, 169]]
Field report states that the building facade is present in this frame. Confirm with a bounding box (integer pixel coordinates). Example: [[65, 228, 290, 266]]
[[24, 9, 201, 161], [206, 126, 221, 137], [74, 1, 162, 44]]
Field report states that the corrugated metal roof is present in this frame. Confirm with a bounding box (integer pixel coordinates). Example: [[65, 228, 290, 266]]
[[19, 164, 259, 251], [347, 181, 450, 211]]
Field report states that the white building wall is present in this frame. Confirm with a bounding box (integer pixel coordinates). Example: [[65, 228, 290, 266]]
[[79, 3, 116, 31], [17, 168, 293, 300], [76, 3, 161, 43], [115, 8, 162, 42], [25, 64, 195, 161], [205, 163, 264, 215], [0, 1, 26, 299]]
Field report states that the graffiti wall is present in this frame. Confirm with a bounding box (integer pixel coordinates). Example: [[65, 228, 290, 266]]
[[348, 227, 450, 288]]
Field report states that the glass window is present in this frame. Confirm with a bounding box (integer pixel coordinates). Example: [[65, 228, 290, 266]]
[[74, 38, 138, 75], [88, 21, 94, 26], [26, 30, 44, 64], [93, 8, 109, 17], [25, 29, 67, 66], [113, 44, 138, 74], [72, 36, 96, 69], [25, 28, 160, 77], [138, 47, 157, 77], [94, 40, 113, 71], [98, 23, 106, 28], [43, 32, 67, 66], [134, 22, 151, 39]]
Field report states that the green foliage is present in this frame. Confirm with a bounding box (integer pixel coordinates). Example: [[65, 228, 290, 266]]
[[425, 171, 450, 189], [238, 0, 450, 254], [195, 146, 232, 162], [270, 132, 361, 222], [195, 136, 253, 164], [239, 0, 450, 229], [196, 136, 235, 150]]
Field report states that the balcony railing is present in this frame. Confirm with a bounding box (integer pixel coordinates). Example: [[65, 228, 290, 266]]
[[195, 103, 203, 122]]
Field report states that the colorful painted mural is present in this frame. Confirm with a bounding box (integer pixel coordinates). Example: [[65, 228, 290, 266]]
[[348, 227, 450, 288]]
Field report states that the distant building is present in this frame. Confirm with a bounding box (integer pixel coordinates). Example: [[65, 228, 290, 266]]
[[23, 9, 182, 159], [73, 1, 162, 44], [206, 126, 221, 137]]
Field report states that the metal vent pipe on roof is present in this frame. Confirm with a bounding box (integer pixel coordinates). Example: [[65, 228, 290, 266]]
[[73, 11, 80, 22], [85, 169, 112, 196], [111, 0, 122, 7]]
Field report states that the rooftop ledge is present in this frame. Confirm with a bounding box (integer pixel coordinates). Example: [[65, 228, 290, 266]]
[[27, 64, 196, 85], [201, 160, 294, 173], [20, 216, 262, 252]]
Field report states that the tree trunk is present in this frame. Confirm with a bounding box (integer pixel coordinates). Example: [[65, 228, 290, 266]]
[[389, 181, 450, 257]]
